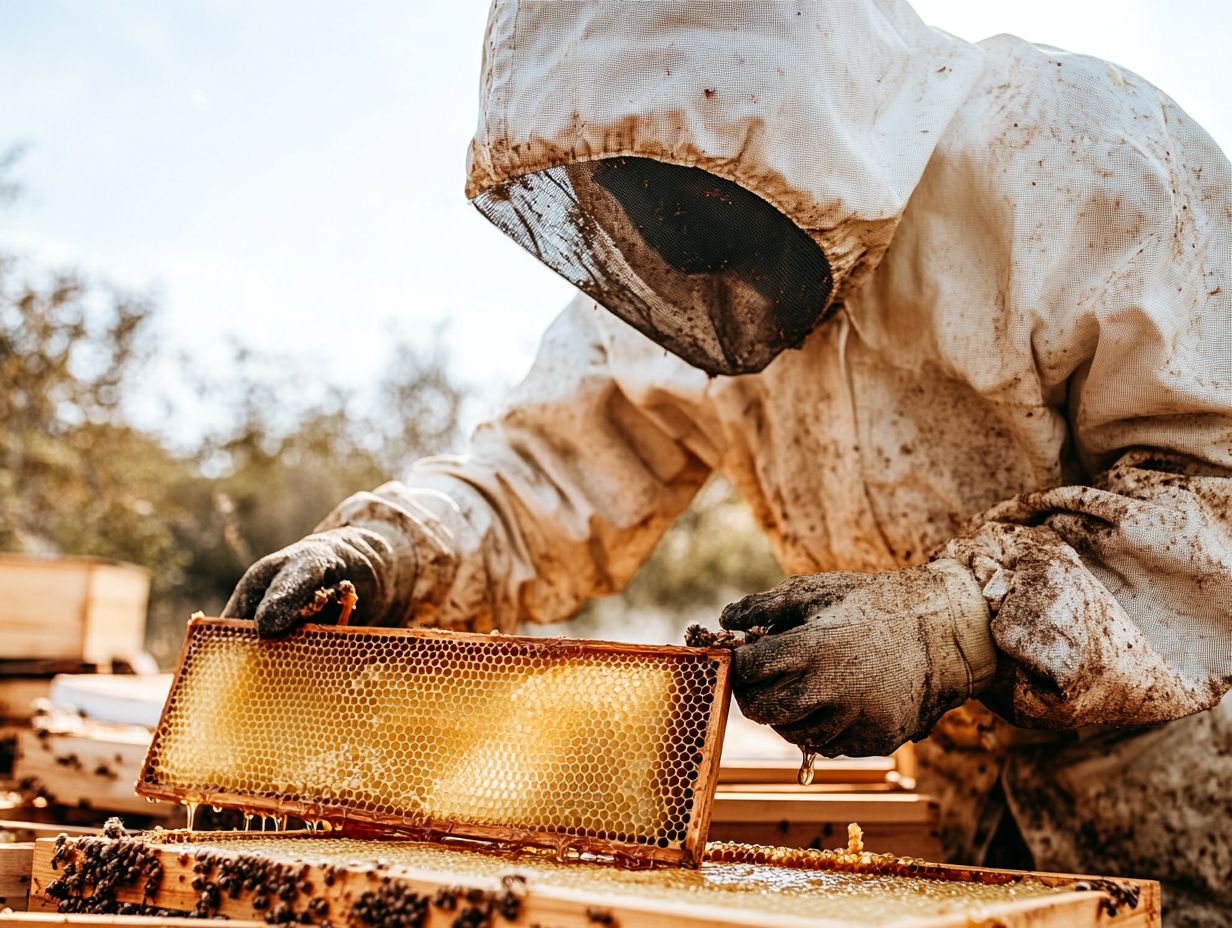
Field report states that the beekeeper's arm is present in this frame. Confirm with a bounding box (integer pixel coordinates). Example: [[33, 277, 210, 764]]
[[725, 381, 1232, 756], [225, 296, 712, 636], [724, 122, 1232, 756]]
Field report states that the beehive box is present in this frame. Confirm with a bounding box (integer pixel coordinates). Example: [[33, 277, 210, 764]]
[[137, 619, 732, 867], [0, 556, 150, 665], [12, 725, 155, 819], [710, 788, 941, 860], [28, 832, 1160, 927]]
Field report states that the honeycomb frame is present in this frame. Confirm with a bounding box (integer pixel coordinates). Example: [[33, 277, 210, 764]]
[[137, 618, 732, 867]]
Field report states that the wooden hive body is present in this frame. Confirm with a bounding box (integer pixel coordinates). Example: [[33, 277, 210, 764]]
[[29, 832, 1161, 927]]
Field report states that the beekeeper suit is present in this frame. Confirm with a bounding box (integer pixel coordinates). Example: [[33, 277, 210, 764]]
[[225, 1, 1231, 922]]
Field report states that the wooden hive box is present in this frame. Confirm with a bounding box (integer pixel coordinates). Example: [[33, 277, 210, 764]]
[[12, 725, 155, 819], [710, 788, 941, 860], [0, 556, 150, 666], [28, 832, 1161, 927]]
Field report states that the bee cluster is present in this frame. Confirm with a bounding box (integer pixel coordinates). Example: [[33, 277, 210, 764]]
[[683, 624, 768, 649], [44, 833, 536, 927], [186, 845, 321, 921], [1072, 879, 1142, 918], [350, 879, 523, 928], [45, 831, 170, 918]]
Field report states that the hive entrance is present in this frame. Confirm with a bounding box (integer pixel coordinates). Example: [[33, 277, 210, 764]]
[[138, 619, 732, 866]]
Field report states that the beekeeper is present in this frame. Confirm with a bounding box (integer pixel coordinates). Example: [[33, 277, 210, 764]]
[[225, 1, 1231, 922]]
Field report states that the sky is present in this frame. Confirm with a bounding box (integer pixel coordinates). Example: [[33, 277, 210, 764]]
[[1, 0, 1229, 438]]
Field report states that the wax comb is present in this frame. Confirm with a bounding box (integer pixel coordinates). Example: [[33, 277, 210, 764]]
[[137, 618, 732, 866]]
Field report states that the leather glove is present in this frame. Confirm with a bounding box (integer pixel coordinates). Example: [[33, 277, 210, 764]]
[[719, 559, 997, 758], [223, 525, 413, 638]]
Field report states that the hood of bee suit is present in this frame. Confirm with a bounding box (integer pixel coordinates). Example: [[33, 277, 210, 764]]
[[465, 0, 985, 376]]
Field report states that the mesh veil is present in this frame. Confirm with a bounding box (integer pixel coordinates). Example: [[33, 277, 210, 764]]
[[474, 157, 834, 376]]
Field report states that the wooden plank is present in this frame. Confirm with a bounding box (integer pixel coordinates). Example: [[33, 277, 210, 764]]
[[894, 741, 919, 790], [0, 822, 101, 841], [45, 677, 170, 730], [718, 747, 917, 789], [0, 914, 265, 926], [28, 835, 1160, 928], [712, 790, 936, 823], [709, 820, 940, 861], [12, 731, 152, 818], [718, 757, 895, 785], [0, 842, 33, 911], [0, 558, 90, 662], [709, 790, 941, 859], [79, 567, 149, 668]]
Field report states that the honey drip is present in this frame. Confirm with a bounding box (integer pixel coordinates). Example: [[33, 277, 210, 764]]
[[182, 800, 198, 831], [797, 749, 817, 786]]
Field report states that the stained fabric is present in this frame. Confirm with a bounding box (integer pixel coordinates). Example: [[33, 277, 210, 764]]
[[919, 697, 1232, 927], [312, 0, 1231, 919]]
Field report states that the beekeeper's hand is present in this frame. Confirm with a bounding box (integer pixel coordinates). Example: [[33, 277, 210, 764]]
[[223, 526, 409, 638], [719, 559, 997, 757]]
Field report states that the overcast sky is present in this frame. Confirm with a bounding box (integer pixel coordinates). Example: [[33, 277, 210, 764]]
[[2, 1, 1229, 437]]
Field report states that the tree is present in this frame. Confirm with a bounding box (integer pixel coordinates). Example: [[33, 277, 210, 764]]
[[0, 256, 161, 556], [0, 153, 467, 665]]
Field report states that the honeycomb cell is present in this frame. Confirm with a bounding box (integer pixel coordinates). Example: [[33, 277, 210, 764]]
[[139, 619, 731, 865]]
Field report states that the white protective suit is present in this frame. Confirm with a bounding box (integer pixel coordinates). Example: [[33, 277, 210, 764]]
[[311, 1, 1231, 921]]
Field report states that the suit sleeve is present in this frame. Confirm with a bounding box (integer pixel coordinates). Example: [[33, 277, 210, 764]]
[[320, 295, 713, 632], [940, 87, 1232, 730]]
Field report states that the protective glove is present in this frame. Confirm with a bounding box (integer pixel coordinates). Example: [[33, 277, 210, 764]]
[[719, 559, 997, 758], [223, 525, 413, 638]]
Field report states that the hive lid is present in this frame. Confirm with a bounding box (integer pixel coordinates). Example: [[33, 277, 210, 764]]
[[138, 618, 732, 866]]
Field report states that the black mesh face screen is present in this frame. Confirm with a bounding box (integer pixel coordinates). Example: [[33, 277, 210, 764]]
[[472, 157, 834, 376]]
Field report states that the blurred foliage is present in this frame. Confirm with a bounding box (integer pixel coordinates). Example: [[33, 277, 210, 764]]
[[0, 260, 159, 557], [0, 152, 465, 664], [0, 151, 783, 663]]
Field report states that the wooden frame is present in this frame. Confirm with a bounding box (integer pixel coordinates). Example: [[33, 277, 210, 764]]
[[138, 619, 732, 867], [0, 680, 52, 723], [28, 833, 1161, 928]]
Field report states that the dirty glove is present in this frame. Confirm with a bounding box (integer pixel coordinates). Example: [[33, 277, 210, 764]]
[[719, 559, 997, 757], [223, 525, 413, 638]]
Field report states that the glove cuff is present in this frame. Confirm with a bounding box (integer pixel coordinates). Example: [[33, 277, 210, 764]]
[[318, 489, 459, 627], [925, 558, 998, 695]]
